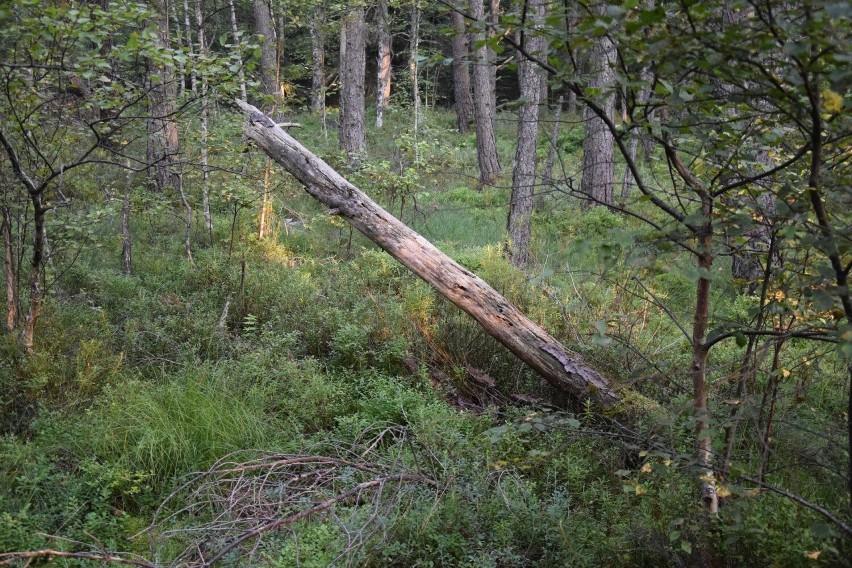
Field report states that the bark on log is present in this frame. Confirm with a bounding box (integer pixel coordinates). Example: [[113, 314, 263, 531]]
[[236, 100, 619, 408]]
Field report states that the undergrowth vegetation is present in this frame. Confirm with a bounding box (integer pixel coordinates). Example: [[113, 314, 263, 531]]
[[1, 106, 848, 567]]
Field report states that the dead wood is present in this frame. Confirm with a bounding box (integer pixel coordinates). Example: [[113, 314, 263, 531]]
[[236, 100, 620, 408]]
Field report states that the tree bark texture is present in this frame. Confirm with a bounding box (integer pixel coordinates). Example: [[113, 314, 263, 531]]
[[2, 205, 18, 331], [542, 95, 563, 188], [506, 0, 546, 268], [182, 0, 196, 96], [121, 185, 132, 275], [450, 10, 474, 132], [196, 0, 212, 238], [147, 1, 180, 192], [228, 0, 248, 101], [237, 100, 620, 408], [21, 194, 44, 352], [579, 27, 615, 206], [692, 204, 718, 513], [339, 6, 367, 163], [376, 0, 392, 129], [409, 3, 421, 163], [470, 0, 500, 185], [253, 0, 279, 103], [309, 6, 326, 116]]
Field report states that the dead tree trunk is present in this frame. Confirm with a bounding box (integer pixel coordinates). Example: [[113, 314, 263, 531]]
[[376, 0, 392, 129], [237, 100, 619, 408]]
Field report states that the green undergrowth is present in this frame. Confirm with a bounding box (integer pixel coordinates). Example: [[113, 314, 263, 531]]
[[1, 107, 848, 566]]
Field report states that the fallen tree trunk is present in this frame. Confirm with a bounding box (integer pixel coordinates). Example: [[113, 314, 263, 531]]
[[236, 100, 620, 408]]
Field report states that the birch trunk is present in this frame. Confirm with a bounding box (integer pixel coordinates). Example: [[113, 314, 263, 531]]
[[196, 0, 212, 238], [228, 0, 248, 101], [310, 5, 326, 116]]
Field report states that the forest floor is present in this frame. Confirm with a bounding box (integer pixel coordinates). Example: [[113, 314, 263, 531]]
[[0, 105, 848, 567]]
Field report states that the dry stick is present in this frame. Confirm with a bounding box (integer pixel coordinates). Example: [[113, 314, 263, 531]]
[[202, 473, 435, 567], [0, 550, 155, 567], [236, 100, 620, 408]]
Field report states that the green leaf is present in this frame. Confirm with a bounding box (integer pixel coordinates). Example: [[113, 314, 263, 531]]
[[680, 541, 692, 554]]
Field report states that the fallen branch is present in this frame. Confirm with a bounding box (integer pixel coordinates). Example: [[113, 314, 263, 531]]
[[0, 549, 155, 567], [235, 100, 620, 408]]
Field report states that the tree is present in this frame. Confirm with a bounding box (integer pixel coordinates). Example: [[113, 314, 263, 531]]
[[253, 0, 279, 103], [0, 1, 177, 349], [469, 0, 500, 185], [450, 9, 474, 132], [339, 4, 367, 163], [148, 0, 181, 192], [577, 2, 615, 207], [496, 0, 850, 519], [376, 0, 392, 129], [506, 0, 546, 268]]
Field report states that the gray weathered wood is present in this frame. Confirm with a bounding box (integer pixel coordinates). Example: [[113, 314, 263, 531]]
[[236, 100, 619, 408]]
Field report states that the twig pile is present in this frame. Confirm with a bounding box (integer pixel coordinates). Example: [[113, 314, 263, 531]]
[[142, 425, 437, 567]]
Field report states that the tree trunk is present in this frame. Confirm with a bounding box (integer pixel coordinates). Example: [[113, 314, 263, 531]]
[[376, 0, 392, 129], [170, 2, 185, 99], [228, 0, 248, 101], [177, 172, 194, 265], [259, 159, 274, 239], [489, 0, 500, 96], [254, 0, 279, 103], [238, 100, 620, 408], [620, 135, 638, 200], [542, 95, 563, 189], [579, 25, 615, 207], [692, 207, 718, 513], [2, 205, 18, 331], [339, 6, 367, 163], [182, 0, 197, 96], [506, 0, 546, 268], [196, 0, 212, 239], [21, 194, 45, 352], [470, 0, 500, 185], [310, 5, 326, 116], [451, 10, 474, 132], [121, 185, 132, 275], [409, 2, 421, 163], [147, 1, 180, 191]]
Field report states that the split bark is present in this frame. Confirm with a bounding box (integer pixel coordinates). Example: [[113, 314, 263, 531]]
[[237, 100, 619, 408], [376, 0, 392, 129]]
